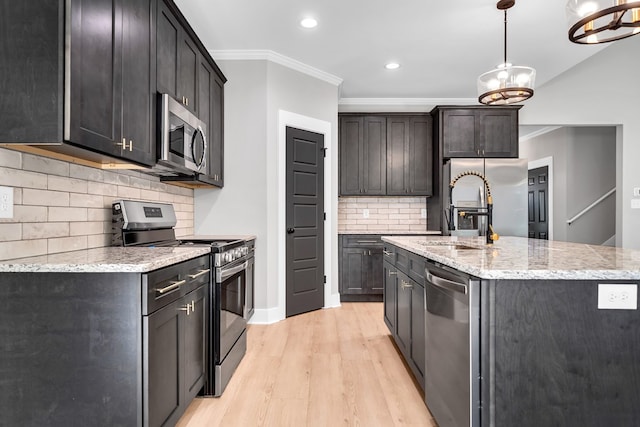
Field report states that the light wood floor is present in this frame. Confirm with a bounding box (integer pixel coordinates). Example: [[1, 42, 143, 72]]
[[177, 302, 437, 427]]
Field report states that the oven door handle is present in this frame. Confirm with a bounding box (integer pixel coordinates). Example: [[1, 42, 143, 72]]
[[218, 261, 248, 282]]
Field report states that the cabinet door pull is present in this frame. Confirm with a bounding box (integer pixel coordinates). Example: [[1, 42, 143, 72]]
[[357, 240, 378, 244], [400, 280, 413, 289], [188, 268, 211, 279], [179, 303, 191, 315], [129, 140, 133, 151], [383, 250, 393, 256], [388, 271, 397, 276], [157, 279, 186, 295]]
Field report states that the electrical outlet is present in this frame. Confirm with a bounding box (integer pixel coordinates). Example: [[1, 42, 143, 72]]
[[421, 208, 427, 219], [0, 186, 13, 219], [598, 284, 637, 310], [634, 187, 640, 197], [363, 209, 369, 219], [632, 199, 640, 210]]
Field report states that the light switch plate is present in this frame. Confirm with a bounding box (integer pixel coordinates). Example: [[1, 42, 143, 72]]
[[421, 208, 427, 219], [598, 284, 637, 310], [363, 209, 369, 219], [0, 186, 13, 219]]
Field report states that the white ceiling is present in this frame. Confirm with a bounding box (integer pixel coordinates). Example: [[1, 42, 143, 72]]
[[174, 0, 609, 100]]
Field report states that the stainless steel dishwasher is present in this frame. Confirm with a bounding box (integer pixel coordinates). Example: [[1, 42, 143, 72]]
[[424, 262, 480, 427]]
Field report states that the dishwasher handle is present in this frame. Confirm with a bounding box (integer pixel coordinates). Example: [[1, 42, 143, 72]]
[[426, 269, 468, 295]]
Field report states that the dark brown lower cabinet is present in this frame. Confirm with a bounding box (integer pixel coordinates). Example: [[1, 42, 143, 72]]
[[339, 235, 384, 302], [383, 243, 426, 390], [0, 255, 209, 427], [146, 285, 205, 427]]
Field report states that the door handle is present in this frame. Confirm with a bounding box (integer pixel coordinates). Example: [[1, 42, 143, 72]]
[[287, 228, 295, 234]]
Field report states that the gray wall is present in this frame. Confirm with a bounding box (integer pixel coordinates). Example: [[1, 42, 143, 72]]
[[194, 59, 339, 321], [520, 127, 616, 245], [518, 35, 640, 249]]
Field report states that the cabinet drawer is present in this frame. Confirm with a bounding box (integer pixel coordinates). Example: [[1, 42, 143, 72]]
[[408, 253, 427, 285], [143, 255, 210, 315], [342, 235, 383, 247]]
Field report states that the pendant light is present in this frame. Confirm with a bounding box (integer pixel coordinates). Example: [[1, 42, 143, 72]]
[[477, 0, 536, 105], [567, 0, 640, 44]]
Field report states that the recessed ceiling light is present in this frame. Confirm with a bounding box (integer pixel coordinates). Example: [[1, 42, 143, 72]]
[[300, 17, 318, 29], [385, 62, 400, 70]]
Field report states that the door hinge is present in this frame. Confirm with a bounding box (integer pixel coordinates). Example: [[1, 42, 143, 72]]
[[323, 275, 326, 284], [321, 147, 327, 158], [323, 212, 326, 220]]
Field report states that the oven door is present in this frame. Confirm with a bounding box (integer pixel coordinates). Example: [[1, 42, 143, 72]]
[[216, 258, 248, 363]]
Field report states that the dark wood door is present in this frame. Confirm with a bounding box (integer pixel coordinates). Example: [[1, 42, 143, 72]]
[[156, 0, 179, 98], [67, 0, 121, 156], [339, 116, 363, 195], [441, 109, 477, 158], [386, 116, 410, 195], [396, 271, 411, 355], [528, 166, 549, 239], [145, 298, 183, 427], [286, 127, 325, 317], [178, 35, 198, 113], [209, 72, 225, 186], [408, 116, 433, 195], [478, 109, 519, 158], [363, 116, 387, 195], [120, 0, 154, 165], [182, 286, 206, 401], [383, 261, 397, 332], [410, 280, 425, 381]]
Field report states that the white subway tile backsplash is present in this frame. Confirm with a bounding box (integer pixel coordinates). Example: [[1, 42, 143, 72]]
[[0, 223, 22, 241], [48, 175, 89, 193], [0, 239, 47, 260], [23, 189, 70, 207], [47, 236, 88, 253], [338, 196, 427, 233], [22, 154, 70, 177], [0, 148, 195, 261], [70, 193, 104, 208], [22, 222, 70, 239], [0, 167, 47, 189], [48, 207, 88, 222]]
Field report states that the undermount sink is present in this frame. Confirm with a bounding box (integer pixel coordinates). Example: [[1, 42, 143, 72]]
[[418, 241, 488, 250]]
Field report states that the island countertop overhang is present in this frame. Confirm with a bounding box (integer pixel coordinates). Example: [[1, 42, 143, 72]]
[[381, 235, 640, 280]]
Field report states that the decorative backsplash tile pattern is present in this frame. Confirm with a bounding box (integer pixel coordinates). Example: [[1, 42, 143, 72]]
[[338, 197, 427, 232], [0, 148, 194, 260]]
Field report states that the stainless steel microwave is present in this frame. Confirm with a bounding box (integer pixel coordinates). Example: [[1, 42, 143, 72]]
[[158, 93, 207, 174]]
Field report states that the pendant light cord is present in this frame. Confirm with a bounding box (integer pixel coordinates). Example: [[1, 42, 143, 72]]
[[503, 10, 508, 66]]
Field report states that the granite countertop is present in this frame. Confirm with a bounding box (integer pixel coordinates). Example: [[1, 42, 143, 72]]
[[339, 230, 442, 235], [0, 246, 212, 273], [381, 235, 640, 280]]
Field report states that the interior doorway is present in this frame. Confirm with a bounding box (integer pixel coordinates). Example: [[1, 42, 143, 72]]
[[528, 166, 549, 239], [285, 126, 325, 317]]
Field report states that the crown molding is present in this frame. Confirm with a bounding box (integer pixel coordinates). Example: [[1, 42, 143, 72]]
[[338, 97, 479, 106], [210, 49, 343, 87], [519, 126, 562, 142]]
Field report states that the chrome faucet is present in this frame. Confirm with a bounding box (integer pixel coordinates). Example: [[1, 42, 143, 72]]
[[448, 170, 499, 244]]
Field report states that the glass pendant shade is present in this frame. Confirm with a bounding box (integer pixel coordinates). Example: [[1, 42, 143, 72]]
[[567, 0, 640, 43], [477, 65, 536, 105]]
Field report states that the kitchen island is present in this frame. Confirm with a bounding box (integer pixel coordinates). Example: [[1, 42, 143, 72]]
[[382, 235, 640, 427]]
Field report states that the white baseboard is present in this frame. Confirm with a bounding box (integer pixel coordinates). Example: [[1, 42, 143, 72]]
[[248, 293, 342, 325]]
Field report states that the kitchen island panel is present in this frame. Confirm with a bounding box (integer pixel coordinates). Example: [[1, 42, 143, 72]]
[[491, 279, 640, 427], [0, 272, 142, 427]]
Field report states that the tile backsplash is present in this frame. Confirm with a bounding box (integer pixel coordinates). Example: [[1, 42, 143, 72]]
[[0, 148, 194, 260], [338, 197, 427, 232]]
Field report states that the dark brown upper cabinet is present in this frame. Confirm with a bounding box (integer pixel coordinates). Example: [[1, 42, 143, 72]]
[[339, 114, 432, 196], [386, 116, 433, 196], [1, 0, 155, 167], [433, 106, 520, 159], [157, 0, 198, 114], [155, 0, 227, 188]]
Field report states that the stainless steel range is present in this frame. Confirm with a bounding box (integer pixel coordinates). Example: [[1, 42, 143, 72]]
[[112, 199, 254, 397]]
